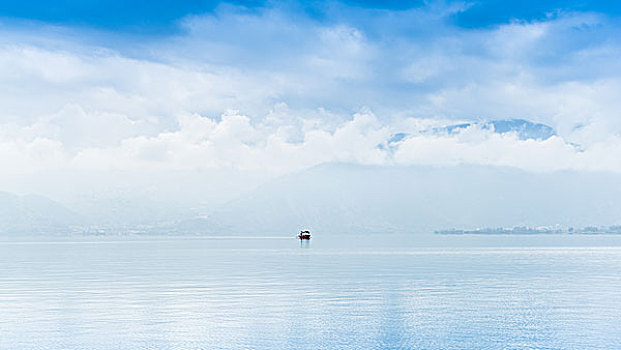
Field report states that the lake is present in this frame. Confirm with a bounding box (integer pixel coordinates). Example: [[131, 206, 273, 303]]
[[1, 234, 621, 349]]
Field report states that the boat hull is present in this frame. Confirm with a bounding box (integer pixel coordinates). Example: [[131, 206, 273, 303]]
[[298, 234, 311, 240]]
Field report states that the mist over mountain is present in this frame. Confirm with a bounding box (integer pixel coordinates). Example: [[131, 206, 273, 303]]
[[0, 191, 79, 235], [203, 163, 621, 235], [0, 118, 618, 236], [1, 162, 621, 236]]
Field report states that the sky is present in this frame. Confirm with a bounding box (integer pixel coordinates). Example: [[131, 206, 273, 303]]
[[1, 0, 621, 182]]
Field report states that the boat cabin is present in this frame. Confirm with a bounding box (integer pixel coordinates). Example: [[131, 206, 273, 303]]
[[298, 230, 311, 239]]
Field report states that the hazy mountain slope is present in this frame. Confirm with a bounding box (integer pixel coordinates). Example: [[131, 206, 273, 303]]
[[204, 163, 621, 235], [0, 191, 79, 235], [4, 161, 621, 236]]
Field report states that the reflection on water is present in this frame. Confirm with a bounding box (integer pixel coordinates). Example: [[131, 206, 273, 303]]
[[1, 234, 621, 349], [299, 238, 311, 248]]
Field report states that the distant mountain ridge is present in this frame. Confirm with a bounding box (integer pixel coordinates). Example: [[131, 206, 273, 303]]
[[0, 191, 79, 235], [3, 158, 621, 236], [201, 163, 621, 235]]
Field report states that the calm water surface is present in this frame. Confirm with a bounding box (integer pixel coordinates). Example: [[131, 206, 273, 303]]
[[1, 234, 621, 349]]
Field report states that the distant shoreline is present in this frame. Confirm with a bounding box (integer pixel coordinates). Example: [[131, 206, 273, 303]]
[[436, 226, 621, 235]]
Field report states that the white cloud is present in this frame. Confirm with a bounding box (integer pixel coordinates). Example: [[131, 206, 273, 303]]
[[0, 4, 621, 180], [4, 105, 621, 176]]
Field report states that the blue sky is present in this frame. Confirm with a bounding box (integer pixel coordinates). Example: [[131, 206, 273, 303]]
[[3, 0, 621, 31], [0, 0, 621, 177]]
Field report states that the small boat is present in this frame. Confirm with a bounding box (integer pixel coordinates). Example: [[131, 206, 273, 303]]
[[298, 230, 311, 240]]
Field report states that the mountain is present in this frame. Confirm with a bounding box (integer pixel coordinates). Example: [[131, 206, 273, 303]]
[[378, 119, 557, 154], [203, 163, 621, 235], [484, 119, 556, 140], [4, 159, 621, 236], [437, 119, 556, 140], [0, 191, 79, 235]]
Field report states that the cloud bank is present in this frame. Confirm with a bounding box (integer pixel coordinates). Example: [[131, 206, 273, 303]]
[[1, 2, 621, 177]]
